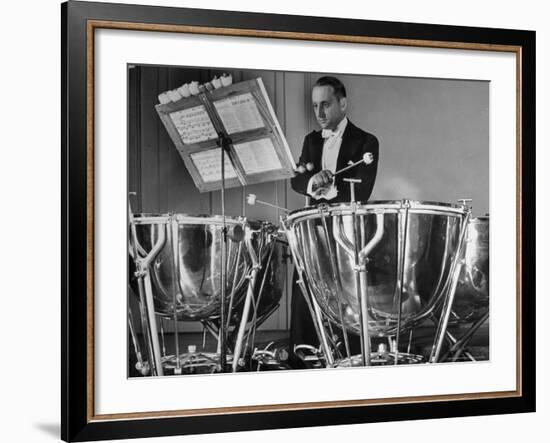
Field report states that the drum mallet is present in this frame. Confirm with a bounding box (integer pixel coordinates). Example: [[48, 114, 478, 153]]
[[333, 152, 374, 177], [294, 162, 314, 174], [246, 194, 289, 212], [294, 152, 373, 176]]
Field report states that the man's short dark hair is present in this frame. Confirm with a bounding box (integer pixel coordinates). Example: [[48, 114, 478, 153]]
[[314, 76, 347, 99]]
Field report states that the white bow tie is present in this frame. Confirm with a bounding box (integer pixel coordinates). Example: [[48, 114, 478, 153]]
[[322, 129, 339, 139]]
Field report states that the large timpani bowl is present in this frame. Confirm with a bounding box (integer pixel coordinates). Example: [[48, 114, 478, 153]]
[[285, 201, 469, 337], [451, 216, 489, 323], [130, 214, 283, 323], [130, 214, 249, 321]]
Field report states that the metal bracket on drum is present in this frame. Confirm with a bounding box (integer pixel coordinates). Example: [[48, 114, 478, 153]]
[[331, 196, 385, 366], [318, 204, 352, 360], [293, 344, 326, 368], [231, 225, 269, 372], [129, 220, 167, 377], [393, 199, 411, 364], [429, 207, 472, 363], [281, 219, 335, 367]]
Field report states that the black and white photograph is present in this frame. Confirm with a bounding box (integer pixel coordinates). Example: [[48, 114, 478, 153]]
[[127, 64, 489, 377]]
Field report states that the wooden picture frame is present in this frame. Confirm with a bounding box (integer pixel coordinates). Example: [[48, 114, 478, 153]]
[[62, 1, 535, 441]]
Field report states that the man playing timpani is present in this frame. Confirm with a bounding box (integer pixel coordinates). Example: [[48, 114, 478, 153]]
[[289, 76, 379, 367]]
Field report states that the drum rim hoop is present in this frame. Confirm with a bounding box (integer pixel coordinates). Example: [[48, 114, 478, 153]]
[[285, 199, 468, 222], [131, 213, 275, 226]]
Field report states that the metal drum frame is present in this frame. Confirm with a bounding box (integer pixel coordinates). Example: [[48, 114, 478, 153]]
[[128, 213, 284, 375], [440, 216, 489, 362], [284, 199, 471, 367]]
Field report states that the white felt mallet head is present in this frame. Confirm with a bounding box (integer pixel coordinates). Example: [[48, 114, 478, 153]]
[[167, 89, 182, 102], [211, 77, 222, 89], [188, 81, 200, 95], [177, 83, 191, 98], [246, 194, 257, 205], [363, 152, 374, 165], [158, 92, 170, 104]]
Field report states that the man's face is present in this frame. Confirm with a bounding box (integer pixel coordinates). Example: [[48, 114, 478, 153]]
[[311, 85, 347, 130]]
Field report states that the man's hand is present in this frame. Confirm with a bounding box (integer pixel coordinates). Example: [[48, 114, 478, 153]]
[[311, 169, 334, 192]]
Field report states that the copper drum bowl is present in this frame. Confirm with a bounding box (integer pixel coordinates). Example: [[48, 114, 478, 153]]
[[285, 201, 469, 337], [451, 216, 489, 323], [129, 214, 283, 322]]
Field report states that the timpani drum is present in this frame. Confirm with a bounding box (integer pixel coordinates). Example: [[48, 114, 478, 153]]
[[452, 216, 489, 324], [128, 213, 284, 375], [130, 213, 249, 321], [437, 216, 489, 362], [284, 201, 470, 339]]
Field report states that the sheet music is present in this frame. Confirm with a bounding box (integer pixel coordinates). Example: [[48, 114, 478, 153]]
[[190, 148, 238, 183], [214, 93, 265, 134], [234, 138, 282, 174], [169, 105, 218, 144], [256, 78, 296, 169]]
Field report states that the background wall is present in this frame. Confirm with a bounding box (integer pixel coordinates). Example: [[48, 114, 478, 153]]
[[0, 1, 546, 443]]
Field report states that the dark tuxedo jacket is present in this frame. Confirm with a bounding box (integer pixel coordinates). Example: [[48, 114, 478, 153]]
[[290, 120, 379, 204]]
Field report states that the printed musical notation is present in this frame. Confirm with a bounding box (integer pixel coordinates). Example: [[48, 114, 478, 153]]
[[169, 105, 218, 144], [190, 148, 238, 183], [234, 138, 282, 174], [214, 93, 265, 134]]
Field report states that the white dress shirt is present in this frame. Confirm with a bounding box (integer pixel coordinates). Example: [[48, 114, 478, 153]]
[[307, 117, 348, 200]]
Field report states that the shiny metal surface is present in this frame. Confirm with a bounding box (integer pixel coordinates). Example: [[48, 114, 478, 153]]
[[286, 200, 468, 337], [130, 214, 281, 322], [452, 216, 489, 323], [230, 236, 285, 325]]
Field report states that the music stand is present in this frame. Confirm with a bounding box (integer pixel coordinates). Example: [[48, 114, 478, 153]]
[[156, 77, 295, 371]]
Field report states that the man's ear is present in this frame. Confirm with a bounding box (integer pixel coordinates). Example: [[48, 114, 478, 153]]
[[339, 97, 348, 112]]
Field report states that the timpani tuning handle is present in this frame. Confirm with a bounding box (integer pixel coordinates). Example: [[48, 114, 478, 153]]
[[343, 178, 362, 203], [457, 198, 473, 209]]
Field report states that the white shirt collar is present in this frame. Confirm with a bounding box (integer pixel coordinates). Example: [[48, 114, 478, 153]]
[[321, 116, 348, 139]]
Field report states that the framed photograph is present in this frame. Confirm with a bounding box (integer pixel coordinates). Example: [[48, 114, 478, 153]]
[[62, 1, 535, 441]]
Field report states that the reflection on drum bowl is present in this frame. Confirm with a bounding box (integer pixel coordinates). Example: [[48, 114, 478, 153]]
[[287, 201, 468, 337], [451, 217, 489, 324], [231, 238, 284, 325], [130, 214, 283, 324]]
